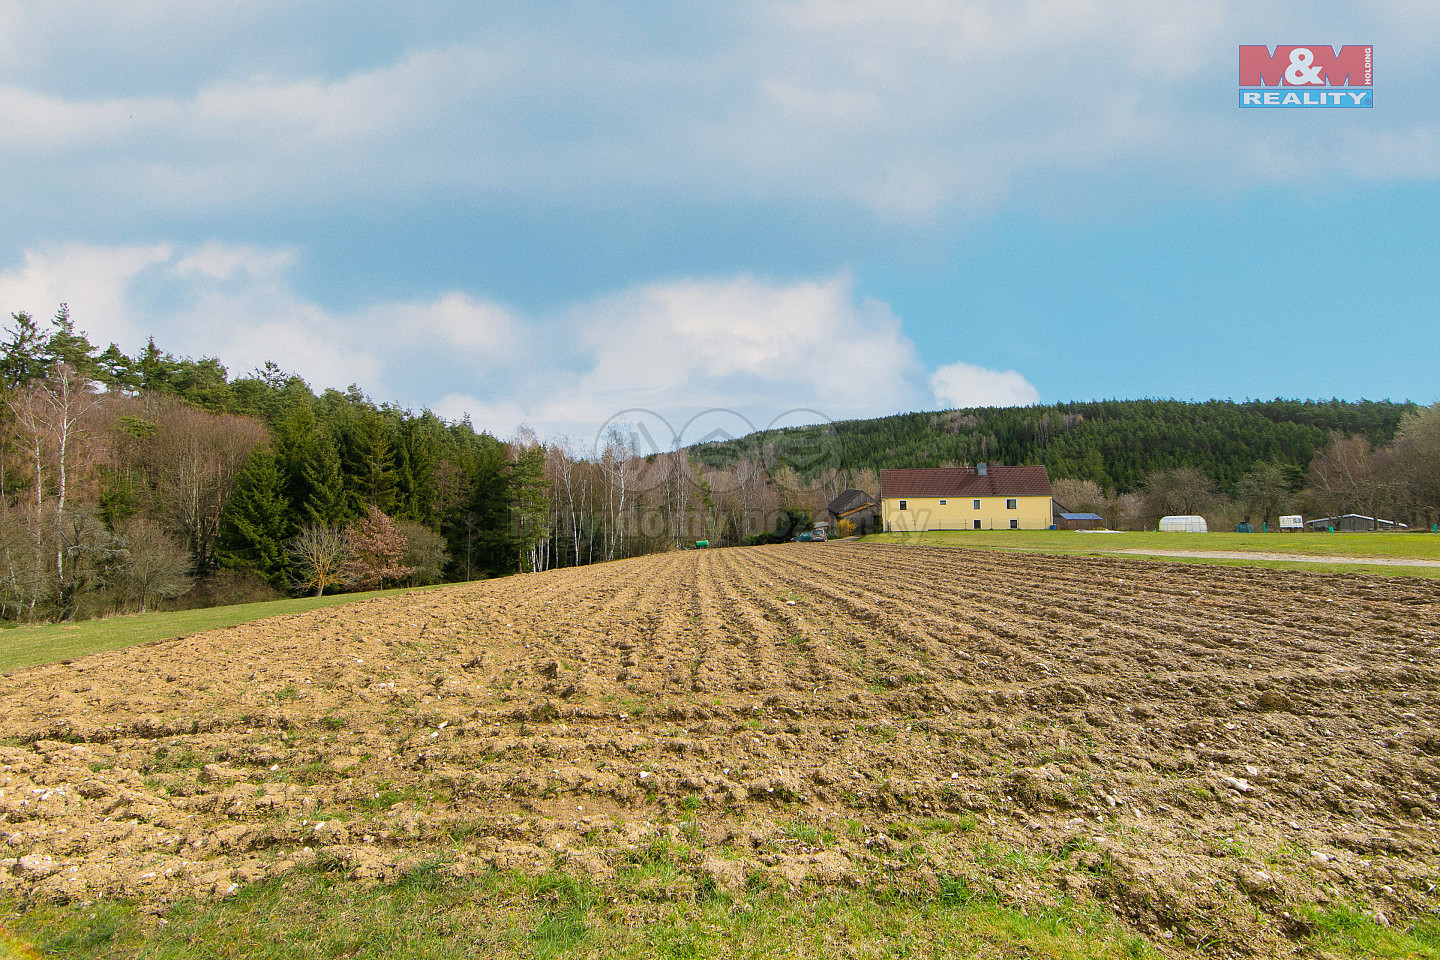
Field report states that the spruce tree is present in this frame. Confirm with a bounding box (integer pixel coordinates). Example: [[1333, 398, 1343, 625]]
[[302, 441, 350, 526], [217, 450, 293, 587]]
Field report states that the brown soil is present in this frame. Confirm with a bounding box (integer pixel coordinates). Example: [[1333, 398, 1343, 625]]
[[2, 543, 1438, 955]]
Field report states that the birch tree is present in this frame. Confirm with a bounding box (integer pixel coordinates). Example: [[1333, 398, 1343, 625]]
[[6, 365, 103, 616], [599, 425, 636, 561]]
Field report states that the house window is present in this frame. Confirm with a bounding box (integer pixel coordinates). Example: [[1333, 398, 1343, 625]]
[[898, 500, 907, 511], [938, 499, 946, 505], [973, 499, 980, 509], [1010, 519, 1019, 529], [973, 520, 981, 529], [1006, 498, 1017, 509]]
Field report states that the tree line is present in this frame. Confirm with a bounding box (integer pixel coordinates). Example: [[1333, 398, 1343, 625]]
[[697, 397, 1440, 531], [1050, 407, 1439, 533], [696, 398, 1415, 492], [4, 306, 1436, 622], [0, 307, 863, 622]]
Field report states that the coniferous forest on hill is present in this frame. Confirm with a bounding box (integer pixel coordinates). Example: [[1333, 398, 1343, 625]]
[[694, 398, 1415, 494], [3, 305, 1439, 623]]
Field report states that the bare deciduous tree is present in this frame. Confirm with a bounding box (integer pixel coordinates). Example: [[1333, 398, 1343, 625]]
[[5, 365, 104, 617], [112, 518, 192, 613], [1307, 433, 1396, 525], [1051, 478, 1105, 515], [144, 397, 266, 572], [599, 426, 636, 561], [397, 520, 447, 586], [1140, 467, 1216, 525], [288, 523, 351, 597], [1234, 462, 1291, 529], [1388, 404, 1440, 524]]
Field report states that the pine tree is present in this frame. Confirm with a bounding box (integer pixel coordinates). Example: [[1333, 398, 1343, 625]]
[[217, 450, 293, 587], [135, 338, 179, 393], [336, 405, 395, 513], [43, 304, 99, 378], [0, 312, 50, 389], [301, 441, 350, 526], [391, 413, 443, 524], [94, 343, 140, 392]]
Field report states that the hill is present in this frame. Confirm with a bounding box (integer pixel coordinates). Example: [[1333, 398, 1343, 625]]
[[693, 398, 1415, 493]]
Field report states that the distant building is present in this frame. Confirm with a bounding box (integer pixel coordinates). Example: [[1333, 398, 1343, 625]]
[[1304, 514, 1408, 532], [880, 464, 1054, 532], [826, 489, 880, 536], [1056, 511, 1104, 530]]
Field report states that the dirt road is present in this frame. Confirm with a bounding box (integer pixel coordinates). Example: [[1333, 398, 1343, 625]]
[[1105, 547, 1440, 567], [2, 543, 1437, 955]]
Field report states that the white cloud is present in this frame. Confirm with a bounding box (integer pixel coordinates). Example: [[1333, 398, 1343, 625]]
[[564, 275, 925, 428], [4, 2, 1438, 227], [377, 293, 525, 355], [0, 241, 551, 398], [0, 243, 173, 346], [216, 317, 383, 394], [0, 87, 152, 151], [930, 361, 1040, 409], [173, 242, 296, 280]]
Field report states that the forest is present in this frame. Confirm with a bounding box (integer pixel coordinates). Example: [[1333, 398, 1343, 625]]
[[696, 396, 1440, 534], [695, 398, 1415, 492], [3, 305, 1438, 622]]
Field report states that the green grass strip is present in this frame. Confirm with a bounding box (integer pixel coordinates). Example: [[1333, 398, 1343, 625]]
[[6, 867, 1437, 959], [0, 586, 440, 673], [1297, 905, 1440, 958], [3, 867, 1159, 960], [860, 530, 1440, 579]]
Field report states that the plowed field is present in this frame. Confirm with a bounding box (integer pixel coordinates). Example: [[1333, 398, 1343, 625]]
[[3, 543, 1439, 955]]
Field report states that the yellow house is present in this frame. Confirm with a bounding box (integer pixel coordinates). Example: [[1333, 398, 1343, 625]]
[[880, 464, 1054, 532]]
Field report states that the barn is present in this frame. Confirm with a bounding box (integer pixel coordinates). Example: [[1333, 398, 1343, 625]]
[[826, 489, 880, 536]]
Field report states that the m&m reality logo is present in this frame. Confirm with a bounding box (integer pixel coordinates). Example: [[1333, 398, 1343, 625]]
[[1239, 45, 1372, 108]]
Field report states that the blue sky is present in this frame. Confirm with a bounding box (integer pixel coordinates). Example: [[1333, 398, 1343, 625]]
[[1, 1, 1436, 443]]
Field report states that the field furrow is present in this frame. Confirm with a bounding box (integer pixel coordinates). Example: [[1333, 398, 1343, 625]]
[[1, 542, 1437, 956]]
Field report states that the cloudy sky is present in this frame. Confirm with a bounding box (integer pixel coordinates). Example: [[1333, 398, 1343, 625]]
[[1, 1, 1436, 442]]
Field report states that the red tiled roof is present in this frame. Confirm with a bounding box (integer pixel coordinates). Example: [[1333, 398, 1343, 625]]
[[880, 465, 1053, 498]]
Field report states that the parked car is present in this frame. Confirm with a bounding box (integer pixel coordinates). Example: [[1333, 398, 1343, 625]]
[[811, 527, 827, 542]]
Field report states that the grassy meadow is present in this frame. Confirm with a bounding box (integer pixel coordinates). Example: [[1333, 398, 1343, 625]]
[[0, 586, 436, 674], [862, 529, 1440, 578]]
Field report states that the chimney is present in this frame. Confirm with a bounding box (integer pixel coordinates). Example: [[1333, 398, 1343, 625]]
[[976, 462, 987, 476]]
